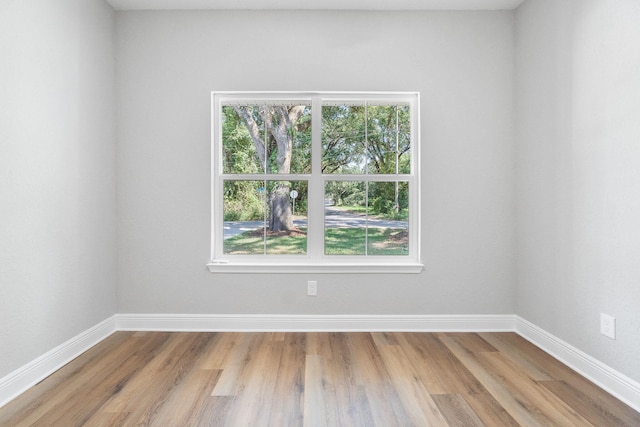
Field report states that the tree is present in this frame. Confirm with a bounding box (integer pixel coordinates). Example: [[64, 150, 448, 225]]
[[322, 104, 411, 216], [222, 102, 409, 227], [232, 105, 310, 232]]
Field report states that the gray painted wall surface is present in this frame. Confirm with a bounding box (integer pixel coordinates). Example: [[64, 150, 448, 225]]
[[515, 0, 640, 382], [0, 0, 118, 378], [115, 10, 517, 316]]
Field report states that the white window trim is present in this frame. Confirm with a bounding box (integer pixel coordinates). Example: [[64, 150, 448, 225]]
[[208, 91, 423, 274]]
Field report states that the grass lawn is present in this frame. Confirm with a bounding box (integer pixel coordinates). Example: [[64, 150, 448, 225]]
[[223, 228, 307, 255], [324, 227, 408, 255], [223, 227, 408, 256]]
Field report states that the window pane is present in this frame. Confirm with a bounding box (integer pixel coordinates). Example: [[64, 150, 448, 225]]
[[223, 180, 267, 254], [287, 107, 312, 174], [367, 181, 409, 256], [322, 103, 411, 175], [221, 106, 265, 174], [221, 104, 311, 175], [265, 180, 307, 255], [366, 105, 411, 175], [322, 105, 367, 174], [223, 180, 308, 255], [324, 181, 367, 255]]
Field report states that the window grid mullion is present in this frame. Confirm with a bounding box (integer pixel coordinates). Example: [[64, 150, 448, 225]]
[[364, 102, 369, 256], [262, 105, 268, 255], [309, 95, 324, 259]]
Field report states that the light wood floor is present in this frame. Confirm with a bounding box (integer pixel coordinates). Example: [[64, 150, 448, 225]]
[[1, 332, 638, 426]]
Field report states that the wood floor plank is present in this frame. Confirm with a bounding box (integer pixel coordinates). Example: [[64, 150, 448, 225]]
[[445, 332, 595, 425], [137, 368, 222, 427], [199, 332, 236, 369], [210, 333, 264, 396], [434, 334, 520, 426], [226, 337, 284, 426], [5, 332, 171, 427], [303, 354, 328, 427], [431, 394, 485, 427], [315, 332, 373, 426], [101, 332, 213, 417], [479, 332, 640, 424], [391, 333, 450, 394], [476, 351, 594, 425], [462, 387, 521, 427], [347, 333, 413, 426], [539, 379, 638, 427], [80, 410, 134, 426], [1, 332, 638, 427], [440, 332, 498, 354], [199, 396, 236, 427], [327, 333, 373, 425], [268, 332, 306, 427], [376, 343, 450, 425], [370, 331, 401, 347], [101, 333, 216, 426], [433, 335, 520, 426], [441, 333, 553, 426], [401, 332, 485, 395], [0, 331, 134, 426], [477, 332, 557, 381]]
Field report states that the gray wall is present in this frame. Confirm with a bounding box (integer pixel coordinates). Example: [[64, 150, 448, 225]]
[[0, 0, 117, 378], [516, 0, 640, 382], [115, 10, 517, 315]]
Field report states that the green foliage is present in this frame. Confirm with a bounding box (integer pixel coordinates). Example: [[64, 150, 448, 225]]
[[325, 181, 366, 207], [222, 106, 261, 174], [370, 197, 396, 215], [223, 181, 264, 221], [321, 105, 367, 174], [325, 181, 409, 220], [221, 102, 410, 224], [368, 181, 409, 219], [322, 104, 411, 218], [322, 104, 411, 175], [290, 108, 312, 175]]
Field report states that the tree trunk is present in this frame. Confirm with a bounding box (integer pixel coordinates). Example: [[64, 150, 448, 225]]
[[269, 184, 293, 232], [234, 105, 307, 232]]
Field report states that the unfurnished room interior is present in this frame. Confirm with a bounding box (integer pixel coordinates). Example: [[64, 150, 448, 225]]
[[1, 0, 639, 425]]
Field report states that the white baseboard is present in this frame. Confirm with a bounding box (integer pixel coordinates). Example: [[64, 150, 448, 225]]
[[2, 313, 638, 415], [115, 313, 516, 332], [515, 316, 640, 413], [0, 315, 117, 409]]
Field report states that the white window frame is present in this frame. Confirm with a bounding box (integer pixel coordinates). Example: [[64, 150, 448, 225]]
[[208, 91, 422, 274]]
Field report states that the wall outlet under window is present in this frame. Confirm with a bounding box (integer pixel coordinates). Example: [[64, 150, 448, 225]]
[[307, 280, 317, 296], [600, 313, 616, 339]]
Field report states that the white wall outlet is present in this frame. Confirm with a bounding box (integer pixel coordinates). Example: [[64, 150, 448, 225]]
[[600, 313, 616, 339], [307, 280, 317, 296]]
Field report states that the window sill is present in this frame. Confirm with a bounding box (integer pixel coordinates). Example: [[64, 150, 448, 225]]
[[207, 261, 424, 274]]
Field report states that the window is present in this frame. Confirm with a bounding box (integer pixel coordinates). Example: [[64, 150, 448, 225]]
[[209, 92, 422, 273]]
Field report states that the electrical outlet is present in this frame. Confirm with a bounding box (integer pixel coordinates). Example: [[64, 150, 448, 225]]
[[307, 280, 317, 296], [600, 313, 616, 339]]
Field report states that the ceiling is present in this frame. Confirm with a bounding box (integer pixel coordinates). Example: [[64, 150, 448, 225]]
[[106, 0, 524, 11]]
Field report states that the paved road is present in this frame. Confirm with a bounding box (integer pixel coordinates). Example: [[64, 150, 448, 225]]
[[324, 207, 407, 229], [224, 207, 407, 239]]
